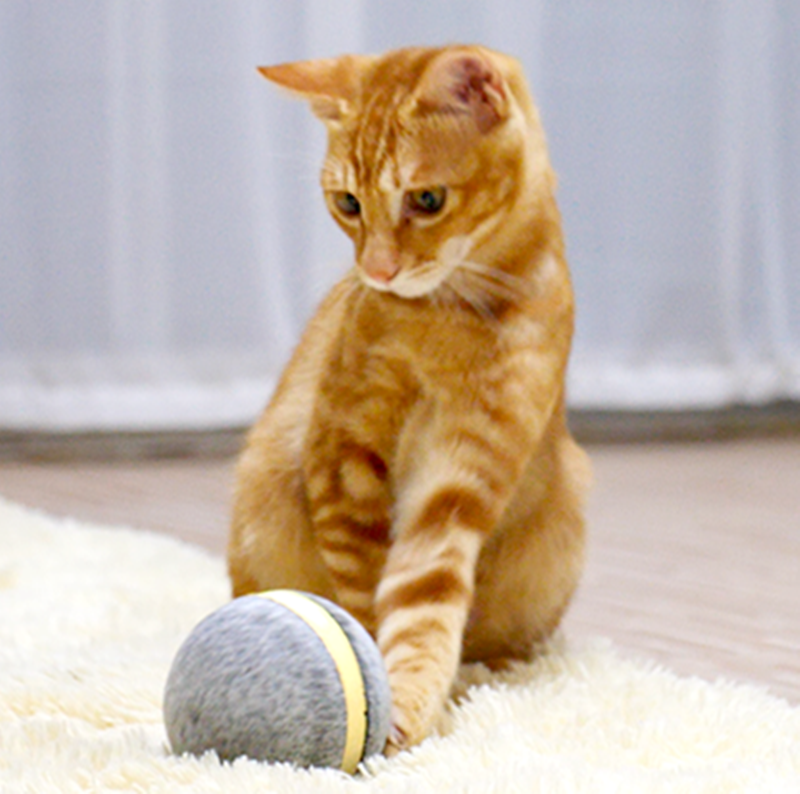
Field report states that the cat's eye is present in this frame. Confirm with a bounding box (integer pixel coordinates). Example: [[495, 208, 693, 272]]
[[406, 187, 447, 216], [332, 192, 361, 218]]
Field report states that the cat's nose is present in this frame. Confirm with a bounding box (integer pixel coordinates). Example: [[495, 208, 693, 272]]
[[363, 259, 401, 283], [361, 235, 401, 284]]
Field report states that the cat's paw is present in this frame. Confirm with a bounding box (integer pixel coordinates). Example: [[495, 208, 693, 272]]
[[382, 699, 434, 756], [383, 722, 410, 757]]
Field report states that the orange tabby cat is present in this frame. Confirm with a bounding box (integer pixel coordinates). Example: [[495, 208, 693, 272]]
[[229, 44, 591, 754]]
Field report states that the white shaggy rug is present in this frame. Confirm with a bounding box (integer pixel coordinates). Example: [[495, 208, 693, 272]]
[[1, 496, 799, 793]]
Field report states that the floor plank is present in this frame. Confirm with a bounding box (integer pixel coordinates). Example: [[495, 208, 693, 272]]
[[1, 438, 797, 704], [564, 439, 800, 704]]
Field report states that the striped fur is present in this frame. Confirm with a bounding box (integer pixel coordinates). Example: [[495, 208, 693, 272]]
[[229, 45, 591, 754]]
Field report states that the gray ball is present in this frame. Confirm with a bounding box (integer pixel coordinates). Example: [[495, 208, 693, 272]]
[[163, 590, 391, 772]]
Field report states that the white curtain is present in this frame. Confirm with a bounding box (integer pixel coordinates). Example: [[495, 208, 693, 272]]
[[1, 1, 798, 431]]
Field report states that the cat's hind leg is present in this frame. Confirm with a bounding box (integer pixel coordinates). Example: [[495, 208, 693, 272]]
[[228, 436, 334, 600], [462, 432, 590, 665]]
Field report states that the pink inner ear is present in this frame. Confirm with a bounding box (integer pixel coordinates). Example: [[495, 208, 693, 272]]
[[448, 56, 506, 107], [421, 52, 508, 133]]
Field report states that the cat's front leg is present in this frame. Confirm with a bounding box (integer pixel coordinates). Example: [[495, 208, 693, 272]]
[[376, 520, 484, 753], [374, 377, 545, 752]]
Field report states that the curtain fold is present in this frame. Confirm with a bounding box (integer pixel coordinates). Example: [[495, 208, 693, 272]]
[[1, 1, 798, 431]]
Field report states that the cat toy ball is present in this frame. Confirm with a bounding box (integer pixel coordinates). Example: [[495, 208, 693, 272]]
[[163, 590, 391, 772]]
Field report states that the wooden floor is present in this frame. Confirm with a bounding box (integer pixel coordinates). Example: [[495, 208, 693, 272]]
[[1, 438, 797, 704]]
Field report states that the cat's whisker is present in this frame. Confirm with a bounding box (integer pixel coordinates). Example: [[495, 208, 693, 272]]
[[386, 259, 450, 299], [430, 280, 457, 313], [456, 260, 532, 305], [351, 275, 373, 313], [340, 267, 365, 300], [443, 273, 501, 325]]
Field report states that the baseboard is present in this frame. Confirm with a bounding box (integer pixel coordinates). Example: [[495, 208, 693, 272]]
[[0, 428, 247, 462], [569, 401, 800, 444], [1, 402, 798, 461]]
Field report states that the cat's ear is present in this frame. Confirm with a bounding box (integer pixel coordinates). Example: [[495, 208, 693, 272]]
[[413, 48, 509, 133], [257, 56, 372, 123]]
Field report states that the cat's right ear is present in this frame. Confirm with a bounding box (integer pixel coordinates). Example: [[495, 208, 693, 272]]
[[257, 56, 372, 123]]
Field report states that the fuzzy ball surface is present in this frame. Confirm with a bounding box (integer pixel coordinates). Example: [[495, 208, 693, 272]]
[[163, 591, 391, 770]]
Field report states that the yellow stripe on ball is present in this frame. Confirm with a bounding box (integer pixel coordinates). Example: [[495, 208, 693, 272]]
[[258, 590, 368, 774]]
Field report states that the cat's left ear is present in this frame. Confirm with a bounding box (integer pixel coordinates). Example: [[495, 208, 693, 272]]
[[413, 48, 510, 133], [257, 55, 372, 123]]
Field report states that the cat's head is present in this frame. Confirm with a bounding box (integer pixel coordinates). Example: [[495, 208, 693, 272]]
[[259, 45, 555, 303]]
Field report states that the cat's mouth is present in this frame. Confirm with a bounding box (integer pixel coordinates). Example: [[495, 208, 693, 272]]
[[358, 236, 471, 299], [357, 255, 536, 322], [359, 259, 457, 299]]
